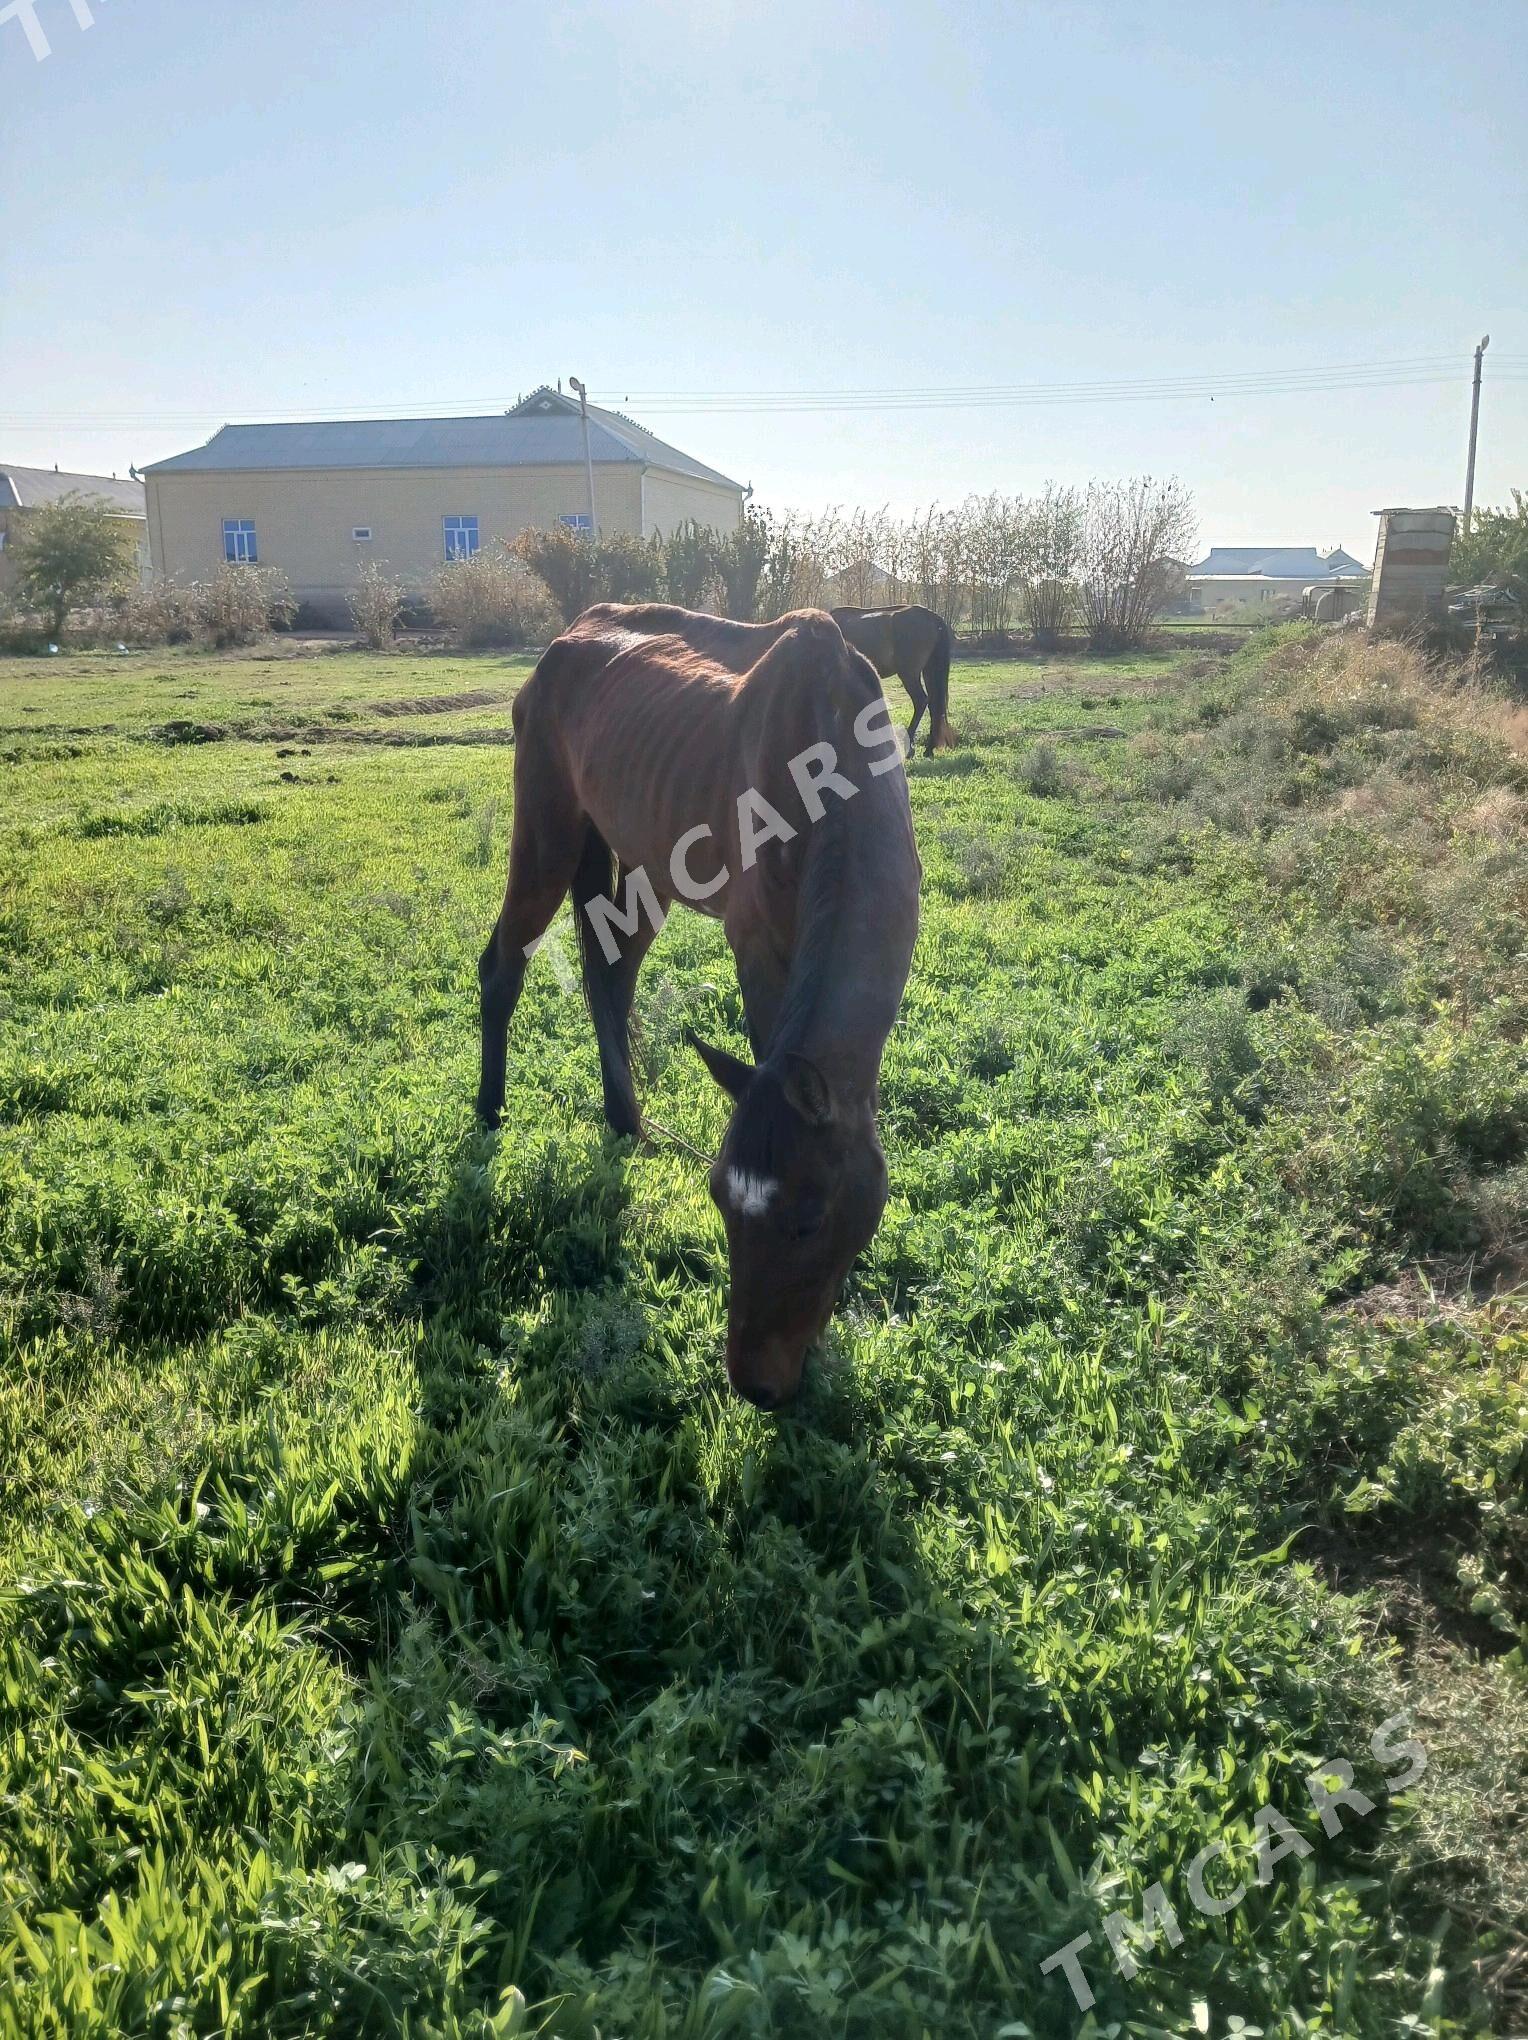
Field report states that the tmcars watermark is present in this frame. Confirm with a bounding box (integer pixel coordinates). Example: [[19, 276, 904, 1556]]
[[1040, 1714, 1428, 2012], [1, 0, 105, 64], [521, 690, 907, 991]]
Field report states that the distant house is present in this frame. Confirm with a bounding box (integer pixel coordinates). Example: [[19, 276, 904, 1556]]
[[143, 387, 745, 623], [1187, 544, 1368, 617], [824, 559, 900, 607], [0, 462, 149, 595]]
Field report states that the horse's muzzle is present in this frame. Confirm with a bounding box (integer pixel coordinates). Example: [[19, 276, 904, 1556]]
[[735, 1380, 784, 1412], [726, 1329, 810, 1411]]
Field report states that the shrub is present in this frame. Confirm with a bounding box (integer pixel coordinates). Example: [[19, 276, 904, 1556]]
[[430, 551, 557, 648], [511, 526, 599, 626], [596, 531, 664, 605], [660, 519, 718, 610], [0, 599, 48, 654], [715, 508, 774, 620], [9, 493, 140, 638], [348, 562, 405, 650], [115, 578, 202, 646], [511, 527, 663, 625], [1017, 739, 1067, 796], [197, 564, 296, 647], [1165, 988, 1267, 1117], [939, 822, 1019, 899], [288, 600, 339, 632]]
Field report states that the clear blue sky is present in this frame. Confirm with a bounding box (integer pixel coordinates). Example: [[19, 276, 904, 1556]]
[[4, 0, 1525, 562]]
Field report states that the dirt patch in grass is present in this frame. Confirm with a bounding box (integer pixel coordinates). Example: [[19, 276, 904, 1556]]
[[1341, 1259, 1528, 1325], [1304, 1519, 1512, 1659], [995, 673, 1192, 700], [280, 722, 517, 749], [360, 688, 510, 718], [151, 718, 228, 744], [146, 713, 517, 749]]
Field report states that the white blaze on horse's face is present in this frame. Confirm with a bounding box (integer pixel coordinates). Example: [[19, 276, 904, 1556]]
[[726, 1167, 777, 1219]]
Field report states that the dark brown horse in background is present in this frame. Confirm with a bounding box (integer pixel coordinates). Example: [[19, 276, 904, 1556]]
[[477, 603, 921, 1408], [830, 604, 956, 757]]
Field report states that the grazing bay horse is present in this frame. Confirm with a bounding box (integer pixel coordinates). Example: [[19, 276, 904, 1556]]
[[830, 604, 956, 757], [477, 603, 921, 1408]]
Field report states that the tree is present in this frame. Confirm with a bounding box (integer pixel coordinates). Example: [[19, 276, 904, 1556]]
[[12, 493, 138, 639], [1078, 476, 1196, 652], [1451, 489, 1528, 603], [826, 505, 894, 608], [962, 493, 1027, 637], [1018, 484, 1083, 647]]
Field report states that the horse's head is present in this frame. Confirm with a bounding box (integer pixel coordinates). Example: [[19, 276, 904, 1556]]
[[690, 1034, 888, 1409]]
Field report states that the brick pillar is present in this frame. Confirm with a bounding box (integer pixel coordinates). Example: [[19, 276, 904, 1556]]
[[1367, 507, 1455, 632]]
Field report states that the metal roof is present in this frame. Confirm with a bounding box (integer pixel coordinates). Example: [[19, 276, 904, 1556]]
[[1193, 572, 1369, 585], [1188, 545, 1367, 580], [0, 463, 146, 516], [144, 386, 742, 490]]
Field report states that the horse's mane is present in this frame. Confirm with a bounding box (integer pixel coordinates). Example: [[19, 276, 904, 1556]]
[[765, 633, 882, 1067], [769, 778, 853, 1064], [722, 790, 855, 1176]]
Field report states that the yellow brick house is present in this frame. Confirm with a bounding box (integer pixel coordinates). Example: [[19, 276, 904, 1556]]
[[143, 386, 744, 623]]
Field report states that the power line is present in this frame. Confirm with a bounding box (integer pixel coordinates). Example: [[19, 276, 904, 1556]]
[[631, 369, 1528, 415], [3, 355, 1524, 432], [626, 355, 1528, 404]]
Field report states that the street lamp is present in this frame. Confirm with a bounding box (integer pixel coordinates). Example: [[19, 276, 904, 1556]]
[[569, 376, 598, 541], [1463, 335, 1489, 536]]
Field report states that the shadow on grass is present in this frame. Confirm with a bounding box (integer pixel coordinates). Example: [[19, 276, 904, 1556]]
[[332, 1122, 994, 2010]]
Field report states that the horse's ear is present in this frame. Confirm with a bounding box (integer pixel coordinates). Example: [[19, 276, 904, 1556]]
[[687, 1030, 753, 1102], [781, 1053, 834, 1127]]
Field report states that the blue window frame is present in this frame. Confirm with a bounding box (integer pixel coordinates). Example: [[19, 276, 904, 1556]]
[[443, 514, 480, 562], [222, 518, 257, 564], [560, 513, 593, 536]]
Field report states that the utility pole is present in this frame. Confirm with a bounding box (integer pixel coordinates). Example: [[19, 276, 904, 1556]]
[[1463, 334, 1489, 535], [568, 376, 598, 540]]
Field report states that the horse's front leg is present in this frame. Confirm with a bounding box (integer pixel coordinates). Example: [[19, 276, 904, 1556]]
[[477, 925, 530, 1128]]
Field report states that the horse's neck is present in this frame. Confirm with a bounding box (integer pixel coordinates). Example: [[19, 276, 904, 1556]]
[[771, 785, 913, 1096]]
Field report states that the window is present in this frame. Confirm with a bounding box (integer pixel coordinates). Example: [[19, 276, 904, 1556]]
[[443, 514, 479, 562], [560, 512, 593, 536], [222, 518, 257, 564], [352, 526, 373, 543]]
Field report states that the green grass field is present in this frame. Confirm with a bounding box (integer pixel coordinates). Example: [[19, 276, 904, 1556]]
[[1, 630, 1524, 2037]]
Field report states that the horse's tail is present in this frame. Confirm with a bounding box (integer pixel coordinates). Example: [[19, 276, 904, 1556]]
[[926, 616, 957, 750]]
